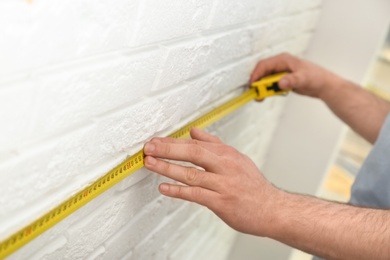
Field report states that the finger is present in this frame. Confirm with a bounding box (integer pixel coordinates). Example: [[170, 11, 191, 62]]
[[149, 136, 223, 154], [144, 156, 221, 191], [278, 72, 305, 90], [144, 141, 222, 172], [190, 128, 222, 144], [250, 53, 295, 82], [158, 182, 220, 209]]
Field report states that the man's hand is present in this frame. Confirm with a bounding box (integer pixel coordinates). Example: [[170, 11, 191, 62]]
[[144, 128, 390, 260], [252, 53, 390, 143], [144, 128, 280, 236], [250, 52, 342, 99]]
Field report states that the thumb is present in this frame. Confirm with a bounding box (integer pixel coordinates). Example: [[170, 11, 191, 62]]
[[278, 73, 303, 90]]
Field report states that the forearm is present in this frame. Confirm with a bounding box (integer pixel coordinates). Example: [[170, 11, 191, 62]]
[[266, 191, 390, 260], [319, 76, 390, 143]]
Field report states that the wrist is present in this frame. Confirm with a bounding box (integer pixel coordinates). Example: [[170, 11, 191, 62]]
[[316, 72, 346, 102], [258, 186, 289, 238]]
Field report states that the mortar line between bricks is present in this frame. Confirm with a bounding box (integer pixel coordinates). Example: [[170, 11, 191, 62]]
[[2, 45, 156, 80], [0, 73, 32, 89], [32, 46, 162, 77], [128, 0, 147, 46], [133, 203, 191, 251], [158, 25, 252, 49], [29, 236, 68, 260], [202, 21, 259, 36], [146, 82, 189, 100], [1, 77, 195, 163], [148, 55, 253, 99], [151, 45, 171, 91], [4, 122, 95, 164], [101, 197, 164, 249], [204, 0, 219, 29], [90, 96, 150, 120], [144, 34, 203, 50]]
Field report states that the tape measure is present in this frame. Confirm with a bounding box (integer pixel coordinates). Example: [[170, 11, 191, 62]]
[[0, 73, 288, 259]]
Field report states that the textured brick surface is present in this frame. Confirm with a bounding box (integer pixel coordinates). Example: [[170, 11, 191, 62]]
[[0, 0, 322, 259], [0, 0, 139, 77], [155, 29, 252, 90], [131, 0, 213, 46]]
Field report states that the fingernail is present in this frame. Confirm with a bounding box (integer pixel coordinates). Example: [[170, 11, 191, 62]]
[[159, 184, 169, 193], [145, 156, 157, 166], [144, 143, 155, 153]]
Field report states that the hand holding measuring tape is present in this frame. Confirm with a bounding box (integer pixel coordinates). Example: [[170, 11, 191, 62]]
[[251, 52, 342, 99], [144, 128, 281, 236], [142, 71, 292, 236]]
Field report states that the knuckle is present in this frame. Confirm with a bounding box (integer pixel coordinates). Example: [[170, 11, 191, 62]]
[[161, 160, 171, 172], [223, 157, 239, 171], [162, 143, 171, 156], [188, 145, 203, 160], [185, 167, 198, 183], [189, 139, 199, 146], [225, 146, 238, 156], [174, 185, 184, 198], [191, 187, 202, 199]]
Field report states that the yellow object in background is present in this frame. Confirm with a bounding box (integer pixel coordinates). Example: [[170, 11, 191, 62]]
[[324, 165, 354, 199]]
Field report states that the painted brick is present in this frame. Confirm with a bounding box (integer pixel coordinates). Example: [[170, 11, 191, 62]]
[[207, 0, 273, 29], [100, 197, 170, 259], [155, 29, 252, 90], [0, 86, 189, 236], [181, 56, 258, 120], [131, 0, 213, 46], [0, 126, 98, 230], [132, 203, 194, 260], [250, 23, 269, 54], [11, 175, 160, 260], [159, 209, 211, 259], [91, 86, 188, 158], [27, 236, 68, 260], [184, 213, 234, 260], [0, 1, 323, 259], [85, 246, 105, 260], [31, 49, 164, 139], [264, 17, 291, 47], [61, 175, 159, 259], [7, 187, 117, 260], [0, 0, 139, 76], [0, 81, 36, 153]]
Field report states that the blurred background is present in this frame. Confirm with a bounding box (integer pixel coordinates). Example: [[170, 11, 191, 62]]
[[228, 0, 390, 259]]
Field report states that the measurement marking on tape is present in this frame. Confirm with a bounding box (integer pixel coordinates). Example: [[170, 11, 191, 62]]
[[0, 73, 287, 258]]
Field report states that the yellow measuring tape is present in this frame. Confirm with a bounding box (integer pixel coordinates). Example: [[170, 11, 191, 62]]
[[0, 73, 288, 259]]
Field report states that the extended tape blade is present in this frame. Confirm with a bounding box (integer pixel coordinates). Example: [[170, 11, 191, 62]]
[[0, 87, 258, 258]]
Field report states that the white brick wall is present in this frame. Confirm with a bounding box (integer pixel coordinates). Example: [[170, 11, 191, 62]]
[[0, 0, 322, 259]]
